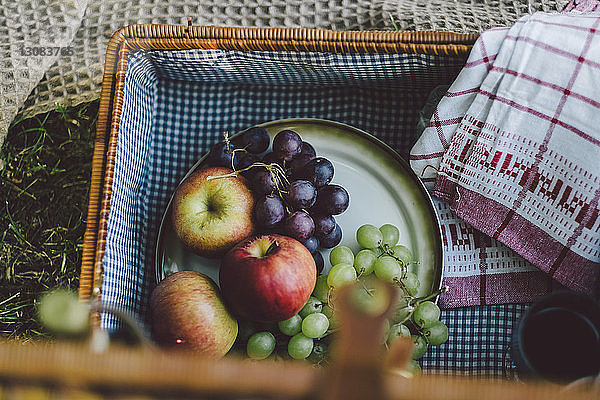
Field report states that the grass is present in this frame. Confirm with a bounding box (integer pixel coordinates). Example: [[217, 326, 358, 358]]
[[0, 101, 98, 339]]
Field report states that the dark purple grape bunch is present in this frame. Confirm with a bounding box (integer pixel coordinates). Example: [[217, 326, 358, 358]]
[[235, 128, 349, 275], [207, 127, 271, 171]]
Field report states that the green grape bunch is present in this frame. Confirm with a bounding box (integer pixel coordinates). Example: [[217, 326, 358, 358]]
[[240, 223, 449, 373]]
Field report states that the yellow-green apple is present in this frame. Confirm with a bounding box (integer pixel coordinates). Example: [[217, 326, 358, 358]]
[[171, 166, 255, 257], [219, 234, 317, 322], [150, 271, 238, 358]]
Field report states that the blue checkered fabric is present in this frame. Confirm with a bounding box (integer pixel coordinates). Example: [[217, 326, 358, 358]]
[[149, 50, 457, 89], [421, 304, 528, 376], [103, 48, 528, 376]]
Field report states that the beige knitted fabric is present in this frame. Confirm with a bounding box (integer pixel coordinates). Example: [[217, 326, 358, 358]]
[[0, 0, 86, 168], [1, 0, 570, 162]]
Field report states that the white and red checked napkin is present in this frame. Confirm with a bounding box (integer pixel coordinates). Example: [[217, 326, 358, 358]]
[[411, 12, 600, 307]]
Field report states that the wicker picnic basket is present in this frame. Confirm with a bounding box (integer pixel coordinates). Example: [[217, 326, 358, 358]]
[[10, 20, 592, 400], [79, 21, 476, 301], [78, 21, 477, 306]]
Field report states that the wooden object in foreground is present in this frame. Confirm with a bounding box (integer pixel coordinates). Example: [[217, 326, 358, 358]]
[[0, 283, 598, 399], [319, 282, 400, 400], [0, 338, 596, 399]]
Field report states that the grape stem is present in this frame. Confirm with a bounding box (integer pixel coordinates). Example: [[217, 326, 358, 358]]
[[206, 161, 284, 181], [222, 131, 238, 171], [359, 280, 376, 298], [356, 271, 376, 298], [205, 156, 297, 218], [409, 286, 449, 306], [230, 147, 248, 170], [393, 287, 448, 329], [397, 309, 415, 326], [377, 244, 406, 268], [206, 171, 238, 180], [392, 276, 413, 298], [377, 244, 419, 268], [223, 131, 230, 147]]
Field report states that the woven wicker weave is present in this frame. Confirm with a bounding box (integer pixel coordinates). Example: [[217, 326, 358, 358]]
[[0, 331, 596, 399]]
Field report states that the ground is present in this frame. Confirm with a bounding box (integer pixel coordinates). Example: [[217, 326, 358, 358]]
[[0, 101, 98, 338]]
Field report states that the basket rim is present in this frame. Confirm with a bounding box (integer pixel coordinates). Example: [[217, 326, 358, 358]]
[[78, 22, 477, 303], [118, 23, 479, 44]]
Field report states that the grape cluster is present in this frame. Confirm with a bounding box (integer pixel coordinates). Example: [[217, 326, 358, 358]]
[[238, 223, 449, 372], [207, 127, 350, 268]]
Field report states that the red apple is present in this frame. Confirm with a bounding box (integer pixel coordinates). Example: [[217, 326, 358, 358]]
[[171, 166, 255, 257], [219, 234, 317, 322], [150, 271, 238, 358]]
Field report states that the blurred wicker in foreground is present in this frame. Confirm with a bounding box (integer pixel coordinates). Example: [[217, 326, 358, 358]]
[[1, 284, 598, 399]]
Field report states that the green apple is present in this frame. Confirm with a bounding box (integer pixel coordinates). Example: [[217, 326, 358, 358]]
[[150, 271, 238, 358], [171, 166, 255, 257]]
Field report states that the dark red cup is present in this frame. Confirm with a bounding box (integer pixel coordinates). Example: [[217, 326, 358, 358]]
[[512, 291, 600, 383]]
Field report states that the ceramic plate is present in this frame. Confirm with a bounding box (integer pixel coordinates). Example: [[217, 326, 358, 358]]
[[155, 118, 443, 299]]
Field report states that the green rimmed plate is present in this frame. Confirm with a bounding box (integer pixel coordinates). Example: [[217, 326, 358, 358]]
[[155, 118, 443, 299]]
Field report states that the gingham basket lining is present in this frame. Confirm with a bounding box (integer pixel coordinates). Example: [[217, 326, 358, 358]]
[[148, 49, 463, 87], [103, 48, 524, 375]]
